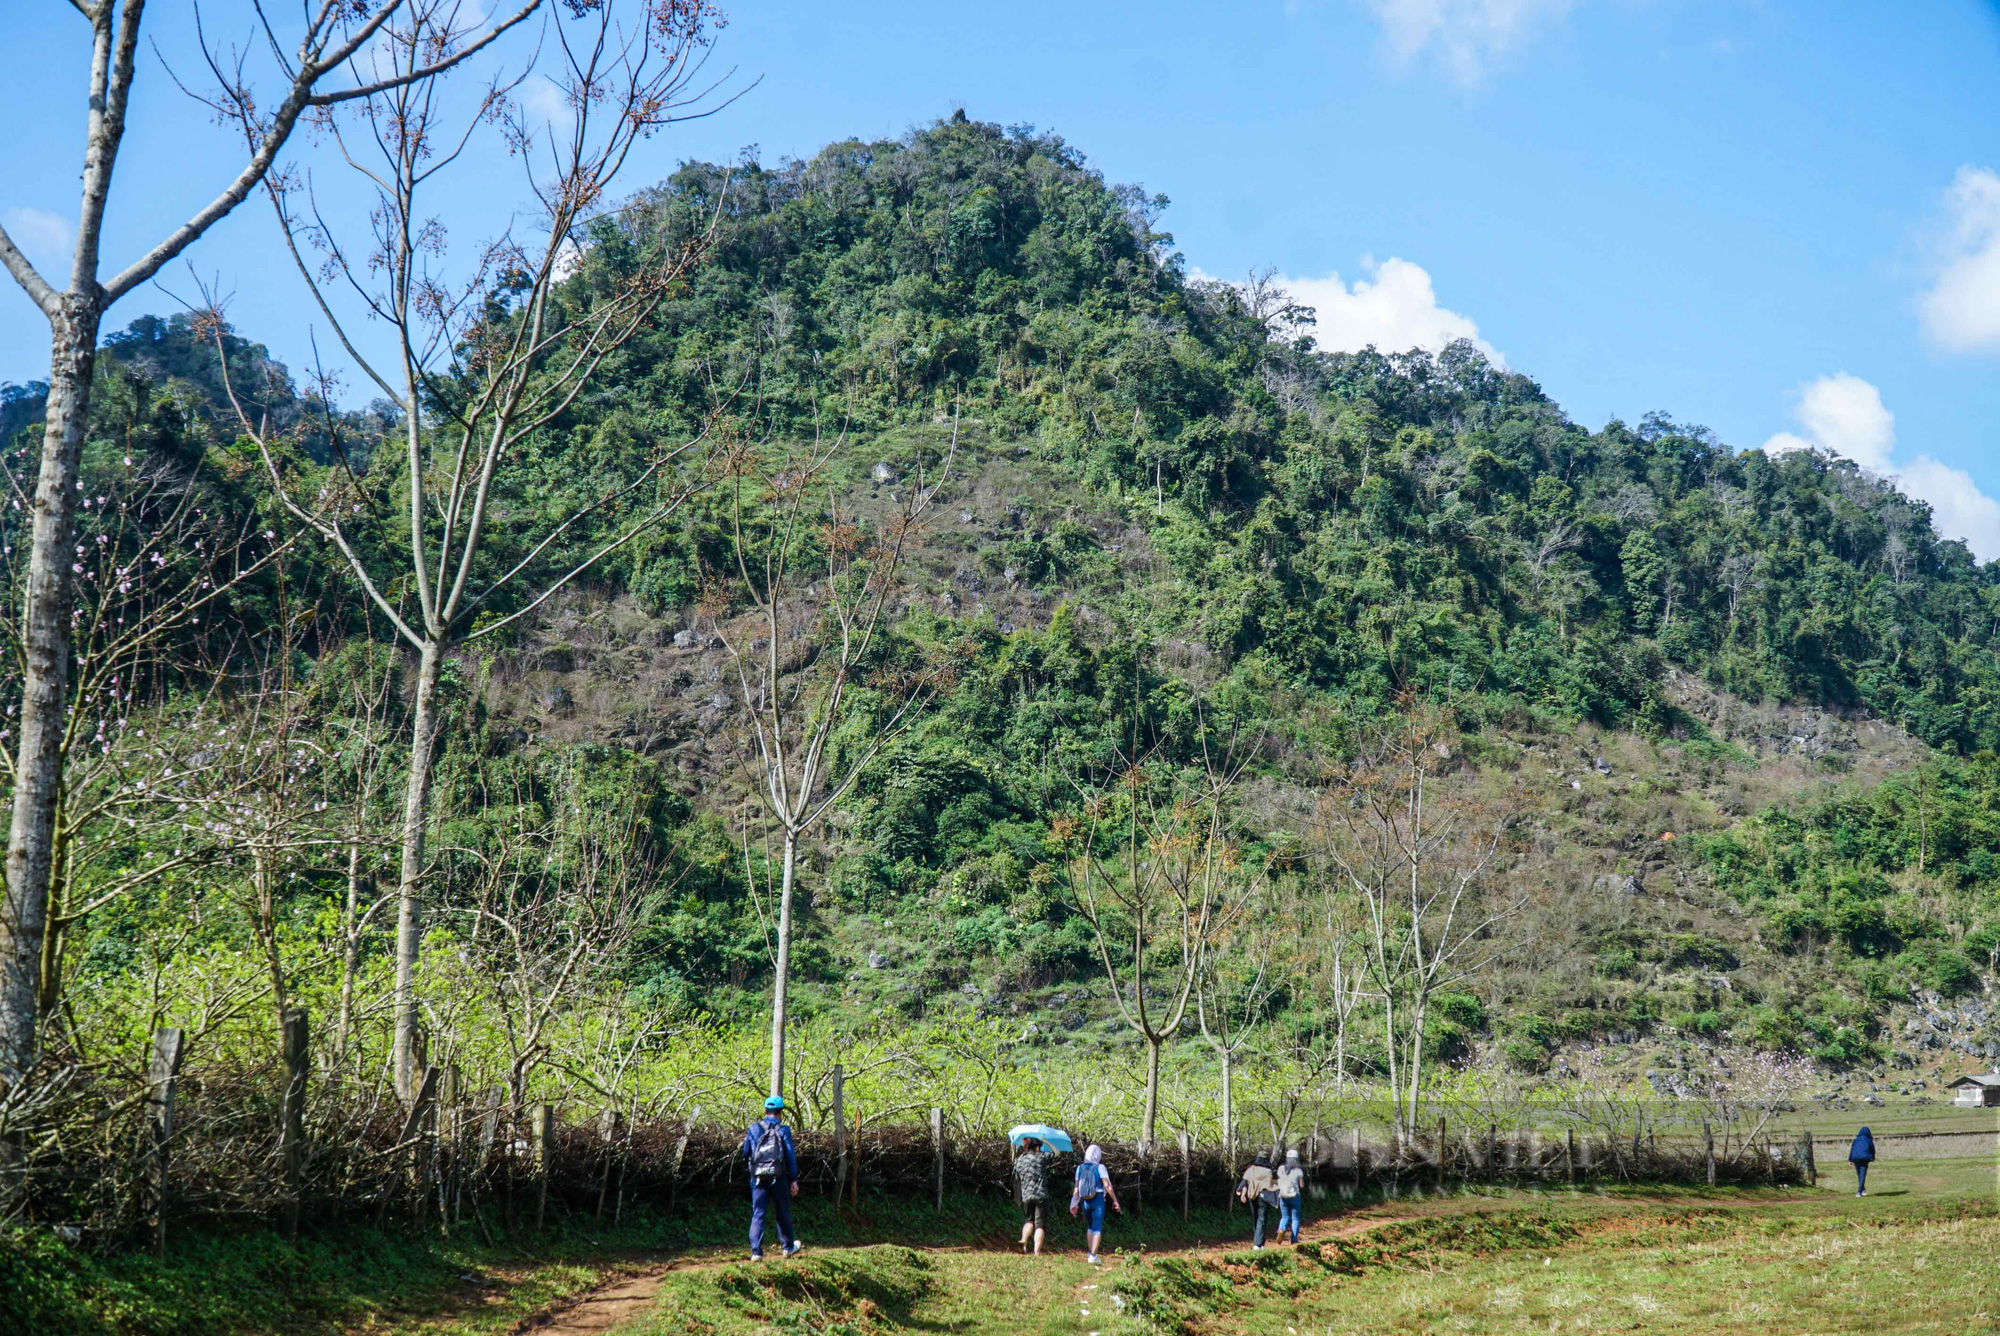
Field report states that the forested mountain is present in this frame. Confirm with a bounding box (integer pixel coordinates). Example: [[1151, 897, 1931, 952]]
[[18, 114, 2000, 1087]]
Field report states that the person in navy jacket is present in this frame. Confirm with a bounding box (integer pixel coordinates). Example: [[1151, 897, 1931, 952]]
[[741, 1095, 802, 1259], [1847, 1126, 1875, 1197]]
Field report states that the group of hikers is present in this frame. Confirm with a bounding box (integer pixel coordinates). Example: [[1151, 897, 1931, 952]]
[[741, 1101, 1889, 1260], [1009, 1135, 1309, 1258], [736, 1096, 1313, 1262]]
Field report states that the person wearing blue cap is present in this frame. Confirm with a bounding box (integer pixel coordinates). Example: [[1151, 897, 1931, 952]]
[[742, 1095, 801, 1259]]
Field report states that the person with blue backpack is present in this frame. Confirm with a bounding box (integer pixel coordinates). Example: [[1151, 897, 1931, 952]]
[[741, 1095, 802, 1260], [1067, 1143, 1123, 1263]]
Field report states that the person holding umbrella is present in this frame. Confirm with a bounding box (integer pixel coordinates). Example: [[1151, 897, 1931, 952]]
[[1009, 1123, 1071, 1255], [1848, 1125, 1876, 1197]]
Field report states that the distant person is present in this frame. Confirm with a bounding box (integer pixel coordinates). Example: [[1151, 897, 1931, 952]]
[[1848, 1125, 1875, 1197], [1235, 1152, 1279, 1249], [1275, 1148, 1306, 1243], [1013, 1135, 1057, 1254], [1069, 1143, 1123, 1263], [741, 1095, 801, 1260]]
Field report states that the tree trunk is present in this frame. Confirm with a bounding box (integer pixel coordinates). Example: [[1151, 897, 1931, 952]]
[[255, 847, 288, 1024], [1141, 1034, 1162, 1151], [334, 835, 364, 1074], [1402, 1001, 1426, 1138], [767, 827, 798, 1097], [1, 300, 101, 1084], [392, 639, 444, 1103], [1222, 1046, 1235, 1164]]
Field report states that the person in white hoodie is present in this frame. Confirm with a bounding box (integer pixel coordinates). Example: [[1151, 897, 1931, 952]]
[[1275, 1148, 1307, 1243], [1068, 1143, 1124, 1263]]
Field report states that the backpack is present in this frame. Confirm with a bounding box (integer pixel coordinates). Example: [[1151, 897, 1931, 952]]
[[750, 1121, 785, 1182], [1075, 1164, 1103, 1200]]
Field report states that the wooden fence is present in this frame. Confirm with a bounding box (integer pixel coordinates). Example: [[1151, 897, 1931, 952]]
[[5, 1036, 1839, 1250]]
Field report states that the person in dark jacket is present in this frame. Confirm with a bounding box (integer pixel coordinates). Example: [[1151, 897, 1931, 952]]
[[1236, 1152, 1279, 1249], [1848, 1126, 1875, 1197], [741, 1095, 802, 1259]]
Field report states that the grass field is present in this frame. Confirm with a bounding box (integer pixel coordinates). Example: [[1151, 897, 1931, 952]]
[[618, 1158, 2000, 1336], [6, 1136, 1995, 1334]]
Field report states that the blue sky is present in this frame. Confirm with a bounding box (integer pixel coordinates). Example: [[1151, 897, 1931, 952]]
[[6, 0, 2000, 552]]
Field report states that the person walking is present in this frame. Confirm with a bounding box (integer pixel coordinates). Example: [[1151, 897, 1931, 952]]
[[741, 1095, 802, 1260], [1275, 1148, 1306, 1244], [1848, 1125, 1875, 1197], [1069, 1143, 1123, 1263], [1013, 1135, 1057, 1254], [1235, 1152, 1279, 1249]]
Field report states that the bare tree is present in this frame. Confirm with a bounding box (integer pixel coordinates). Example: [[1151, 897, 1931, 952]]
[[1280, 862, 1369, 1103], [703, 413, 958, 1098], [178, 594, 349, 1031], [220, 0, 729, 1101], [1193, 895, 1277, 1165], [1060, 754, 1254, 1150], [1320, 705, 1517, 1139], [458, 787, 656, 1107], [0, 440, 301, 1049], [0, 0, 543, 1092]]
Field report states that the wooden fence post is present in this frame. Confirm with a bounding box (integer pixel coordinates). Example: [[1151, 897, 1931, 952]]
[[399, 1066, 440, 1224], [930, 1107, 945, 1211], [831, 1066, 847, 1204], [1704, 1120, 1716, 1187], [614, 1098, 637, 1227], [1800, 1129, 1817, 1186], [1179, 1130, 1192, 1220], [278, 1008, 308, 1237], [1566, 1128, 1577, 1186], [1486, 1124, 1497, 1179], [143, 1028, 185, 1257], [443, 1065, 466, 1231], [530, 1103, 554, 1230], [1437, 1118, 1448, 1190], [596, 1109, 622, 1218], [475, 1085, 504, 1231], [668, 1105, 699, 1218]]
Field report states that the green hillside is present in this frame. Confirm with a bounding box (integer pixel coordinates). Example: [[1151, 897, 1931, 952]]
[[22, 114, 2000, 1102]]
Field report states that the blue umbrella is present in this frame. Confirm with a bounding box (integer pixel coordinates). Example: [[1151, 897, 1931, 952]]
[[1008, 1123, 1073, 1153]]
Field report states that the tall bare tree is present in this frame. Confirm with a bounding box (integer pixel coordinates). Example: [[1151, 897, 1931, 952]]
[[703, 414, 958, 1098], [220, 0, 730, 1099], [1061, 754, 1254, 1150], [1193, 894, 1277, 1164], [0, 0, 542, 1092], [1320, 704, 1517, 1138]]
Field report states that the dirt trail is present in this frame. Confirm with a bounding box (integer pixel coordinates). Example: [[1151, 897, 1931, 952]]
[[507, 1190, 1786, 1334], [506, 1206, 1430, 1334]]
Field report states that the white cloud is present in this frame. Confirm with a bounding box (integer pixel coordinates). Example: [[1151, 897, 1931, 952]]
[[2, 207, 74, 278], [1898, 456, 2000, 562], [1280, 258, 1502, 363], [518, 75, 574, 133], [1359, 0, 1578, 85], [1763, 372, 2000, 561], [1788, 372, 1896, 473], [1918, 166, 2000, 354]]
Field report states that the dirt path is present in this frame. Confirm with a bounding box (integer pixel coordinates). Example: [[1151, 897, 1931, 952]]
[[507, 1207, 1431, 1335], [507, 1189, 1796, 1334]]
